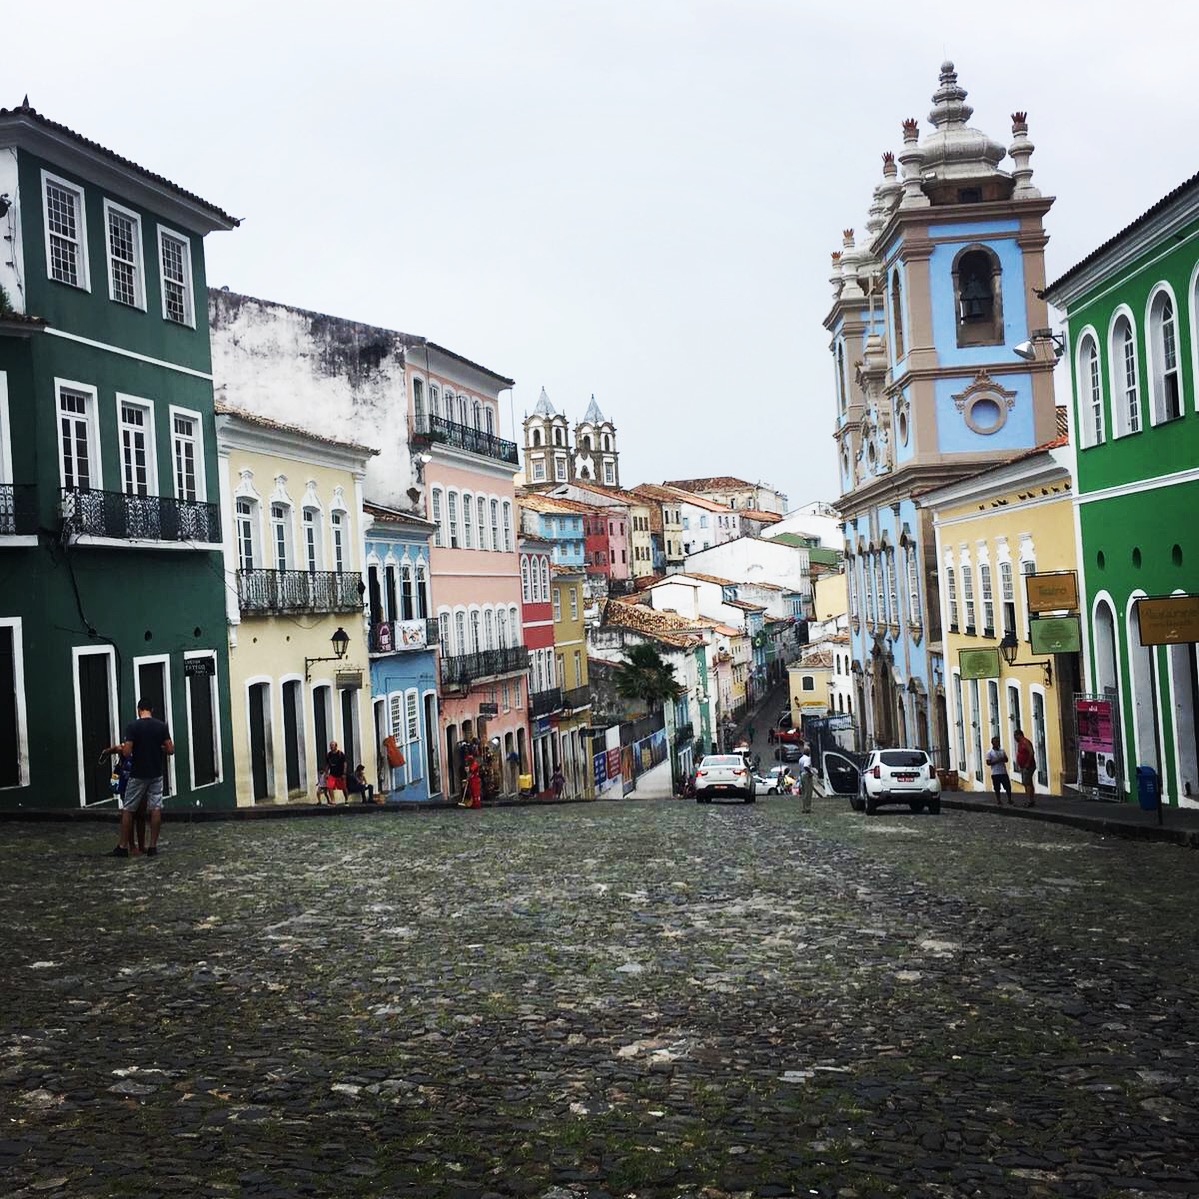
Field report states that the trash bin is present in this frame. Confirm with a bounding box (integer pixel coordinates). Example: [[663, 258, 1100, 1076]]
[[1135, 764, 1159, 812]]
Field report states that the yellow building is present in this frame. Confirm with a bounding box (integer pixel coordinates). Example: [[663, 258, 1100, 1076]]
[[918, 437, 1079, 797], [551, 568, 592, 795], [215, 406, 377, 804], [813, 571, 848, 624], [789, 647, 833, 724]]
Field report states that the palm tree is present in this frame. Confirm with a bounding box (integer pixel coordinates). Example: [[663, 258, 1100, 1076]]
[[614, 643, 682, 712]]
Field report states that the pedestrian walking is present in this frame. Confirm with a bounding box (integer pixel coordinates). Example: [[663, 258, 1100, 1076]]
[[1014, 729, 1037, 807], [324, 741, 348, 804], [110, 699, 173, 858], [550, 764, 566, 799], [985, 736, 1013, 805], [798, 746, 814, 814], [747, 723, 756, 744]]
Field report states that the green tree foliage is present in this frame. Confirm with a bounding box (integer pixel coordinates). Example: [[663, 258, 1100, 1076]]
[[613, 643, 682, 712]]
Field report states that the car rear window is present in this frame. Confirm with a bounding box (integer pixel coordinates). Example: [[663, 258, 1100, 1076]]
[[879, 750, 928, 767], [702, 755, 742, 767]]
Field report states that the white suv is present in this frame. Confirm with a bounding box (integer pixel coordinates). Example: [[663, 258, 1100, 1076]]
[[822, 748, 941, 815], [695, 754, 754, 804]]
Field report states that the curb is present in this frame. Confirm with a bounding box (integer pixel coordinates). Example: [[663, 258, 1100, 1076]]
[[0, 794, 597, 824], [939, 796, 1199, 849]]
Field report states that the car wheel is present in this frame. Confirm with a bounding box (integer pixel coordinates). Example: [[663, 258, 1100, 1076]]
[[928, 799, 941, 815], [769, 787, 779, 795], [864, 794, 878, 815], [849, 795, 865, 812]]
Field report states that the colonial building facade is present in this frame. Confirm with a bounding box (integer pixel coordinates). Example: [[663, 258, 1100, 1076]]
[[1044, 171, 1199, 807], [830, 65, 1058, 760], [0, 102, 238, 809]]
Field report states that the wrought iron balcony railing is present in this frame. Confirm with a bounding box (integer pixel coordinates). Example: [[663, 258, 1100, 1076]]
[[529, 687, 564, 717], [238, 568, 363, 615], [369, 617, 440, 653], [0, 483, 37, 536], [562, 685, 591, 711], [62, 487, 220, 544], [440, 645, 530, 689], [412, 414, 520, 465]]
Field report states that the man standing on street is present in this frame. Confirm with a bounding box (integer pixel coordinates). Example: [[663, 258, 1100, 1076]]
[[985, 736, 1013, 805], [798, 744, 814, 814], [112, 699, 173, 858], [1014, 729, 1037, 808]]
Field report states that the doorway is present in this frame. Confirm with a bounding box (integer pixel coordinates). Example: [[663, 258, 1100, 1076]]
[[0, 625, 20, 789], [312, 684, 332, 779], [424, 693, 440, 796], [76, 649, 116, 806], [282, 680, 304, 797], [135, 658, 172, 797], [339, 687, 358, 768], [248, 681, 272, 802]]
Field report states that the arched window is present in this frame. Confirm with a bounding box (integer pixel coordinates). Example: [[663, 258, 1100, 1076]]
[[485, 407, 495, 435], [430, 487, 444, 547], [462, 492, 474, 549], [1077, 332, 1104, 447], [469, 609, 481, 653], [541, 559, 550, 599], [400, 561, 414, 620], [521, 557, 530, 602], [891, 270, 905, 360], [415, 564, 428, 618], [952, 245, 1003, 347], [454, 610, 466, 655], [497, 607, 509, 647], [429, 385, 440, 419], [477, 496, 488, 550], [531, 427, 543, 447], [1109, 311, 1141, 437], [473, 399, 481, 429], [509, 605, 519, 645], [836, 343, 847, 413], [581, 434, 592, 450], [458, 395, 469, 426], [602, 433, 612, 451], [1147, 286, 1183, 424], [502, 502, 513, 551], [446, 490, 460, 548], [483, 608, 495, 651]]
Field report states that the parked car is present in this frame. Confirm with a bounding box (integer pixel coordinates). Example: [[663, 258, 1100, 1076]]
[[822, 748, 941, 814], [764, 765, 795, 792], [752, 771, 786, 796], [695, 754, 754, 803], [775, 741, 803, 763]]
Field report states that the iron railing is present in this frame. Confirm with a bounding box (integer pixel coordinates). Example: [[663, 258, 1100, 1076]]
[[412, 414, 519, 465], [0, 484, 37, 536], [529, 687, 564, 717], [237, 568, 363, 614], [562, 684, 591, 710], [62, 487, 220, 543], [369, 617, 439, 653], [440, 645, 530, 689]]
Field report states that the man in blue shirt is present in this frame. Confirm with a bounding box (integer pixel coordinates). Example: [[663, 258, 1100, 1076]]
[[111, 699, 173, 858]]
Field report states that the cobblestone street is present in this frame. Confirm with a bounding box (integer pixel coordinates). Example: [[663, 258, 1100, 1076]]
[[2, 800, 1197, 1199]]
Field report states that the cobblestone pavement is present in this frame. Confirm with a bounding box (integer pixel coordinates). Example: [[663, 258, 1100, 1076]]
[[2, 800, 1197, 1199]]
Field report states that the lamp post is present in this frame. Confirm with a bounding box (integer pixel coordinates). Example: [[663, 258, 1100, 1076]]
[[998, 631, 1052, 687], [305, 626, 351, 681]]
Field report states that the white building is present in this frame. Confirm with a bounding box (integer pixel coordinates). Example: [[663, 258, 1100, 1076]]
[[683, 536, 812, 610]]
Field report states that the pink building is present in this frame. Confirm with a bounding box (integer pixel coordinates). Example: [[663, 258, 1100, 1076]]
[[408, 346, 528, 798]]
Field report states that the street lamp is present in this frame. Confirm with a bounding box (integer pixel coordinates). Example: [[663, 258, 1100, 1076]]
[[1013, 327, 1065, 362], [305, 627, 351, 681], [998, 631, 1052, 686]]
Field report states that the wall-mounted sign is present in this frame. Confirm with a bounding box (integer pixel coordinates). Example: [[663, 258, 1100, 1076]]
[[1030, 614, 1081, 655], [958, 647, 1000, 680], [1025, 570, 1079, 614], [1136, 595, 1199, 646], [478, 701, 499, 717], [335, 670, 362, 689], [183, 657, 215, 677], [1075, 698, 1116, 756]]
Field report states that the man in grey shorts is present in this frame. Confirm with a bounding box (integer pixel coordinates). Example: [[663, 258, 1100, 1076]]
[[112, 699, 173, 858]]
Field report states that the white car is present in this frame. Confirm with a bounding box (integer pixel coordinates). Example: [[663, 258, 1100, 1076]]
[[822, 748, 942, 815], [695, 754, 754, 803]]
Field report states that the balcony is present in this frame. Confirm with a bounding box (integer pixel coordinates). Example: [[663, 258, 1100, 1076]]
[[0, 484, 37, 537], [369, 617, 439, 653], [673, 721, 694, 746], [237, 568, 363, 615], [562, 684, 591, 711], [440, 645, 530, 690], [412, 414, 519, 466], [62, 487, 220, 544], [529, 687, 564, 717]]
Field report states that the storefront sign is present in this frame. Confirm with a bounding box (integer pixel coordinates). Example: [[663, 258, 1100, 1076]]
[[478, 701, 499, 717], [958, 648, 1000, 680], [1075, 698, 1115, 756], [183, 657, 214, 677], [1025, 571, 1079, 614], [1136, 594, 1199, 646], [1030, 614, 1081, 655]]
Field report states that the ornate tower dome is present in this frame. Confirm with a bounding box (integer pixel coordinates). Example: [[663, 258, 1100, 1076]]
[[522, 387, 572, 486], [573, 395, 618, 486]]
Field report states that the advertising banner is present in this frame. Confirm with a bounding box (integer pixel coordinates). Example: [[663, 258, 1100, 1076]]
[[593, 751, 607, 793], [606, 746, 621, 781], [1075, 698, 1115, 755]]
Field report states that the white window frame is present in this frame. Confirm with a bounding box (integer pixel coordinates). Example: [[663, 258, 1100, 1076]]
[[56, 379, 102, 492], [477, 496, 489, 551], [569, 586, 578, 621], [302, 506, 323, 571], [906, 543, 920, 626], [132, 652, 178, 797], [604, 460, 615, 485], [552, 587, 562, 622], [554, 456, 568, 482], [71, 644, 118, 806], [235, 495, 258, 571], [42, 170, 91, 291], [168, 405, 207, 502], [102, 198, 146, 309], [531, 458, 546, 482], [1146, 282, 1184, 425], [270, 501, 294, 571], [1075, 329, 1104, 448], [431, 487, 444, 547], [521, 557, 531, 602], [447, 489, 460, 549], [115, 393, 158, 498], [502, 501, 513, 551], [0, 617, 30, 789], [329, 506, 346, 572], [462, 491, 474, 549], [978, 548, 995, 636], [1107, 307, 1141, 438], [157, 225, 196, 327]]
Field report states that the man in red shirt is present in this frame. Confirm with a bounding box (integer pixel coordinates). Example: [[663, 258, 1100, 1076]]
[[1014, 729, 1037, 807]]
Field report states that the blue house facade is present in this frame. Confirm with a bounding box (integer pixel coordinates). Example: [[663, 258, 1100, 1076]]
[[521, 503, 585, 568], [364, 505, 441, 801], [827, 65, 1058, 758]]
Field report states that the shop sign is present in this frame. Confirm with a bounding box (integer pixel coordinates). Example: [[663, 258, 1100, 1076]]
[[1075, 698, 1116, 756], [1029, 614, 1081, 655], [958, 647, 1000, 680], [1136, 595, 1199, 646], [183, 657, 214, 677], [478, 701, 499, 717], [1025, 571, 1078, 614]]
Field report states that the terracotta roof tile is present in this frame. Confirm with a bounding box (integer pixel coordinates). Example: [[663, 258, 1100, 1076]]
[[517, 493, 602, 516], [599, 598, 707, 648], [665, 476, 753, 492], [738, 508, 782, 523]]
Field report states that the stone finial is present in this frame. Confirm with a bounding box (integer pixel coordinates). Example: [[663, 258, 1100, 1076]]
[[831, 251, 842, 263], [830, 252, 844, 299], [882, 151, 896, 173], [929, 60, 973, 129], [842, 228, 855, 244], [1008, 110, 1040, 199], [897, 121, 930, 209], [901, 118, 920, 142]]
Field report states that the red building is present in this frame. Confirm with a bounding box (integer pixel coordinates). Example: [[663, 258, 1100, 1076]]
[[519, 534, 558, 791]]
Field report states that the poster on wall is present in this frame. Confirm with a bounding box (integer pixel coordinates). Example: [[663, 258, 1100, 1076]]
[[1075, 698, 1115, 755], [1075, 695, 1120, 796], [593, 751, 607, 793], [606, 746, 621, 782]]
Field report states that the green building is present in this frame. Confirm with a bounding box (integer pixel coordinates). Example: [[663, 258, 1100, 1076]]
[[0, 101, 239, 810], [1044, 171, 1199, 808]]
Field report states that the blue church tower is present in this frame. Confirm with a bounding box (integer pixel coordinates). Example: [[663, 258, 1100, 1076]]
[[826, 62, 1057, 757]]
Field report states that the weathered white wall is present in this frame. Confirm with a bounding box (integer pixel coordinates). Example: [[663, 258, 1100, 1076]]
[[683, 537, 811, 600], [208, 290, 418, 510], [0, 149, 25, 313]]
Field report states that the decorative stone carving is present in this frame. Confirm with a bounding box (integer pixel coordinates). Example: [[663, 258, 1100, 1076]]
[[952, 371, 1017, 435]]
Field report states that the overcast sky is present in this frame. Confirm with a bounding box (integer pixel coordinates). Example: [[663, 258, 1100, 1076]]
[[13, 2, 1199, 506]]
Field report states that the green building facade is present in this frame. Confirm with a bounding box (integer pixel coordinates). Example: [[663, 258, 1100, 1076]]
[[1045, 172, 1199, 807], [0, 102, 239, 810]]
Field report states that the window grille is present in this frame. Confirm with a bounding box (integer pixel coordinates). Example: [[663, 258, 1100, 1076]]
[[160, 232, 193, 324], [46, 179, 84, 286], [107, 206, 142, 306]]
